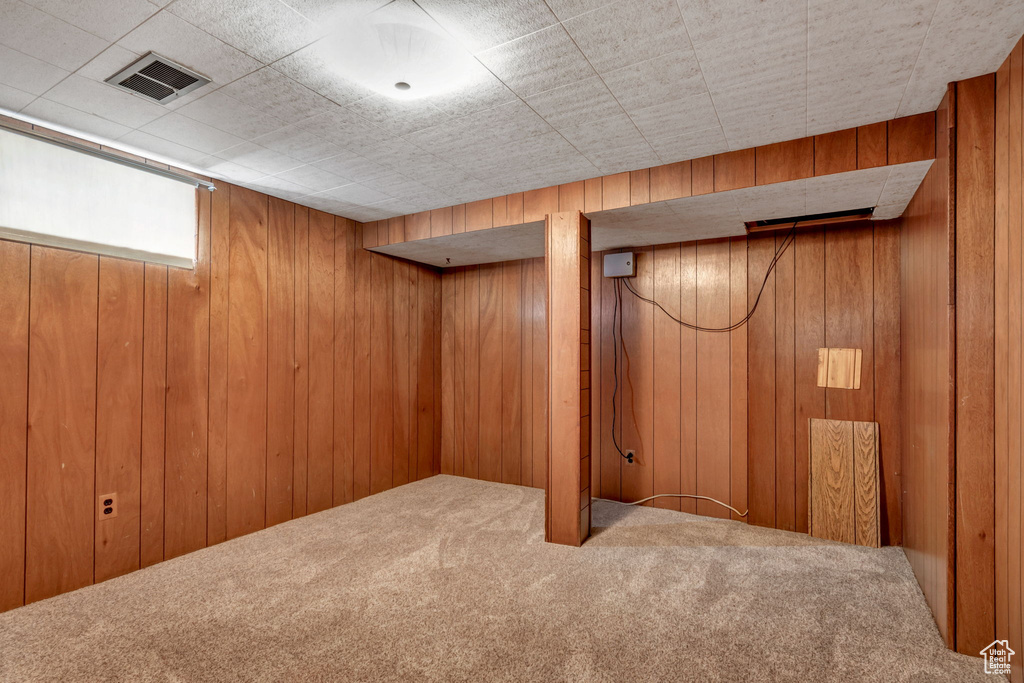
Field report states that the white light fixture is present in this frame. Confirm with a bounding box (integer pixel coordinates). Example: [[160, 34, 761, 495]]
[[322, 0, 477, 101]]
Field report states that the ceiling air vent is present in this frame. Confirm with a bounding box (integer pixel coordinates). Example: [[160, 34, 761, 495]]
[[105, 52, 210, 104]]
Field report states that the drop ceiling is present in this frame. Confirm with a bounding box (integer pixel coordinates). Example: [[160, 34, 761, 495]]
[[0, 0, 1019, 223], [371, 160, 933, 267]]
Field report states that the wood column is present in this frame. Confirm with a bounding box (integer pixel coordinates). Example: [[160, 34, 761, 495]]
[[545, 210, 591, 546]]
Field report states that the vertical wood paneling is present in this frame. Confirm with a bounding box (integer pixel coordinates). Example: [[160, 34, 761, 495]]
[[393, 259, 412, 486], [454, 269, 466, 478], [267, 197, 294, 527], [353, 247, 371, 498], [441, 269, 456, 474], [140, 264, 166, 568], [465, 267, 481, 480], [307, 210, 335, 512], [334, 219, 355, 504], [620, 247, 654, 504], [825, 227, 874, 422], [729, 237, 748, 521], [0, 241, 29, 610], [696, 240, 731, 518], [681, 243, 697, 513], [502, 261, 523, 485], [653, 244, 681, 510], [478, 263, 502, 482], [292, 206, 309, 517], [164, 190, 209, 560], [774, 233, 796, 530], [873, 221, 902, 545], [207, 184, 229, 545], [794, 228, 825, 534], [225, 187, 268, 540], [1, 170, 445, 612], [748, 234, 776, 527], [26, 248, 98, 602], [370, 254, 394, 494], [95, 258, 144, 583], [955, 73, 996, 655], [814, 129, 857, 176], [994, 52, 1010, 652], [532, 258, 548, 490]]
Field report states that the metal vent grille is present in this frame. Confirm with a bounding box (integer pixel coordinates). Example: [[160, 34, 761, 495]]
[[106, 53, 209, 104]]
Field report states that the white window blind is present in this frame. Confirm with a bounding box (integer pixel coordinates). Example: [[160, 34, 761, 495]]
[[0, 126, 200, 268]]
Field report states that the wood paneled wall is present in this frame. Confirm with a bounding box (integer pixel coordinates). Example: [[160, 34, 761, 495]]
[[0, 182, 440, 613], [996, 36, 1024, 681], [440, 225, 899, 538], [901, 88, 956, 647]]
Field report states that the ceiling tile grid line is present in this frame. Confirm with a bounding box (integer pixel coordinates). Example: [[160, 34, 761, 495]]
[[1, 0, 1022, 223]]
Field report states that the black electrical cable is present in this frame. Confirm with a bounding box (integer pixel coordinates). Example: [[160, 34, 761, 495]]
[[610, 278, 632, 462], [621, 224, 797, 333]]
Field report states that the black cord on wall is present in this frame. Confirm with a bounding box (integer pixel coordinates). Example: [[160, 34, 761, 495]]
[[608, 225, 798, 462]]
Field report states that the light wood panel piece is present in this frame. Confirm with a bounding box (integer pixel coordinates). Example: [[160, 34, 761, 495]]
[[809, 418, 879, 548], [816, 348, 863, 389]]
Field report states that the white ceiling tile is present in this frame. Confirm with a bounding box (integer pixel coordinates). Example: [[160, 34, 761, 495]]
[[298, 107, 392, 148], [476, 24, 596, 97], [807, 0, 935, 131], [0, 83, 36, 111], [0, 44, 69, 96], [524, 76, 622, 129], [680, 0, 805, 94], [118, 129, 210, 166], [585, 141, 660, 175], [730, 182, 807, 222], [218, 67, 335, 125], [0, 0, 107, 71], [713, 84, 807, 150], [42, 74, 167, 128], [214, 141, 302, 175], [648, 125, 729, 162], [558, 113, 646, 155], [413, 0, 558, 53], [346, 95, 451, 136], [140, 112, 246, 154], [117, 11, 262, 85], [424, 63, 518, 118], [562, 0, 689, 72], [601, 49, 706, 113], [168, 0, 317, 63], [899, 0, 1024, 116], [359, 172, 432, 197], [193, 155, 266, 182], [545, 0, 618, 21], [312, 151, 392, 182], [273, 164, 349, 193], [22, 98, 131, 139], [246, 175, 310, 201], [285, 0, 389, 25], [269, 41, 374, 107], [251, 124, 344, 164], [874, 160, 933, 210], [628, 92, 719, 142], [176, 90, 286, 139], [74, 45, 141, 83], [312, 183, 390, 205], [20, 0, 160, 43]]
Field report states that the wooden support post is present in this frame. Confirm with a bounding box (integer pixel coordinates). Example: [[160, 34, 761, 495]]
[[545, 210, 591, 546]]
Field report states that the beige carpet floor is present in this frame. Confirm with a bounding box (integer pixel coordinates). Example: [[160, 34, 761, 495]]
[[0, 475, 997, 682]]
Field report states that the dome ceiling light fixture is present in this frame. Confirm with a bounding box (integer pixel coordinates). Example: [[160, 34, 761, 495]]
[[323, 0, 477, 101]]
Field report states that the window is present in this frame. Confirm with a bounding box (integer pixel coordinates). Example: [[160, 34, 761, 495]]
[[0, 126, 209, 268]]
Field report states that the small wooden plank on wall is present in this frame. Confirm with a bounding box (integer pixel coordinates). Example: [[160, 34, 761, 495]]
[[816, 348, 862, 389], [809, 418, 880, 548]]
